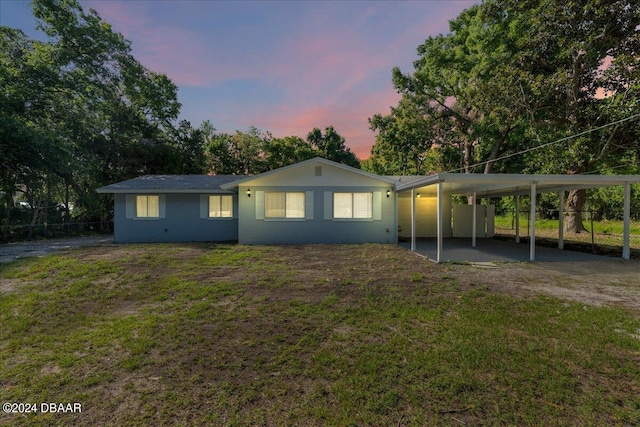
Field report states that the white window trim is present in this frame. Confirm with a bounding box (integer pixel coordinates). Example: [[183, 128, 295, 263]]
[[200, 194, 236, 220], [324, 191, 382, 221], [207, 194, 233, 220], [333, 192, 373, 220], [126, 194, 165, 220], [264, 191, 306, 220]]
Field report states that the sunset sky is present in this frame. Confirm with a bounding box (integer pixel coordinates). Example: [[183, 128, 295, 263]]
[[1, 0, 477, 159]]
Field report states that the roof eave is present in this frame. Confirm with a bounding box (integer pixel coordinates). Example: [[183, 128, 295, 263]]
[[96, 188, 237, 194]]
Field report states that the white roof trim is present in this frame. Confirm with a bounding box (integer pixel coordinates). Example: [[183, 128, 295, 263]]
[[395, 173, 640, 197], [96, 188, 235, 194]]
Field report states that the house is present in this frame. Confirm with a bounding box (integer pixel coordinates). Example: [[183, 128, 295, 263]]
[[96, 174, 241, 243], [97, 157, 640, 261], [97, 158, 397, 245], [220, 158, 398, 244]]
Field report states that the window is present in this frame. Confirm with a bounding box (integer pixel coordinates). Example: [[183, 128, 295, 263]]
[[209, 195, 232, 218], [333, 192, 372, 219], [136, 195, 159, 218], [265, 192, 305, 218]]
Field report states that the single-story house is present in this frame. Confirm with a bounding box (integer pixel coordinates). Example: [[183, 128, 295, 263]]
[[97, 157, 640, 261]]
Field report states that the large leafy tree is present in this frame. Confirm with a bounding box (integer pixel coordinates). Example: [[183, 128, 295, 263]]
[[206, 125, 360, 175], [263, 136, 316, 170], [205, 126, 268, 175], [367, 3, 535, 176], [170, 120, 208, 174], [367, 0, 640, 232], [509, 0, 640, 231], [306, 126, 360, 168], [1, 0, 183, 234]]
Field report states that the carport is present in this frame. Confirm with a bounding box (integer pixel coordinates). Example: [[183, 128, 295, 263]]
[[395, 173, 640, 262], [399, 237, 615, 263]]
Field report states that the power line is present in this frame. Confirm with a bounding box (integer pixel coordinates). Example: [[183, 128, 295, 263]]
[[444, 111, 640, 174], [582, 162, 640, 175]]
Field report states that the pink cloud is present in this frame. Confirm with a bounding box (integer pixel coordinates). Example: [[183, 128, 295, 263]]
[[83, 1, 220, 86], [244, 87, 401, 159], [82, 0, 462, 92], [83, 1, 147, 30], [83, 1, 245, 86], [79, 1, 473, 159]]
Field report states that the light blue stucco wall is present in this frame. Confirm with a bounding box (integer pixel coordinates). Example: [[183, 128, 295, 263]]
[[238, 186, 397, 244], [114, 193, 238, 243]]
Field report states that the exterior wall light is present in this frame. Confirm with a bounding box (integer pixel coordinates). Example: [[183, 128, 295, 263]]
[[416, 193, 421, 198], [246, 188, 251, 198], [386, 189, 391, 198]]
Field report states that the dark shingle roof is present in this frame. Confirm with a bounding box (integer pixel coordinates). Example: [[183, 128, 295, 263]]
[[96, 175, 247, 194]]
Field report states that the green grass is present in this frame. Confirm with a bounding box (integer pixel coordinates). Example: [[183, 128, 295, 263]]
[[495, 214, 640, 257], [495, 213, 640, 235], [1, 243, 639, 426]]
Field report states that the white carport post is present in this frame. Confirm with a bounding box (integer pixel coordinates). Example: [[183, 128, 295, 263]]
[[411, 188, 416, 251], [558, 191, 565, 250], [472, 192, 477, 248], [515, 195, 520, 243], [437, 182, 443, 263], [530, 183, 537, 261], [623, 182, 631, 260]]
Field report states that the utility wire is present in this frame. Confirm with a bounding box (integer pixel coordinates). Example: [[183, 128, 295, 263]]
[[444, 111, 640, 174], [582, 162, 640, 175]]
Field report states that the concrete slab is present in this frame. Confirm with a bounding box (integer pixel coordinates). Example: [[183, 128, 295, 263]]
[[399, 238, 616, 263]]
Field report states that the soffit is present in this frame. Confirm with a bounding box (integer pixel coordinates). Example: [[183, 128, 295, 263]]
[[395, 173, 640, 197]]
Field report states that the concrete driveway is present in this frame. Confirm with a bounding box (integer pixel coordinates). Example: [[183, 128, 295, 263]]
[[0, 235, 114, 265], [400, 237, 619, 262]]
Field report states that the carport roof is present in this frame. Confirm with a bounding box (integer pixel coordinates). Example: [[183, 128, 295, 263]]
[[395, 173, 640, 197]]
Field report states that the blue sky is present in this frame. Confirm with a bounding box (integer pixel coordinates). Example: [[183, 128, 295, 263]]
[[1, 0, 477, 158]]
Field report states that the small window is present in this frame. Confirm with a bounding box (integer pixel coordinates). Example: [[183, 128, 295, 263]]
[[209, 195, 232, 218], [136, 195, 159, 218], [265, 192, 305, 218], [333, 192, 372, 219]]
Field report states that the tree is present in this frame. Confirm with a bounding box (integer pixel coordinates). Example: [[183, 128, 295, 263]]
[[368, 0, 640, 232], [205, 125, 359, 175], [365, 97, 453, 175], [205, 127, 269, 175], [378, 3, 535, 176], [306, 126, 360, 168], [263, 136, 316, 169], [1, 0, 182, 236], [171, 120, 208, 174], [504, 0, 640, 232]]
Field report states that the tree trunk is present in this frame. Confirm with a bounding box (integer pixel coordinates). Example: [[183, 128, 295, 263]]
[[3, 189, 13, 241], [564, 188, 587, 233], [462, 137, 473, 174], [483, 124, 511, 174]]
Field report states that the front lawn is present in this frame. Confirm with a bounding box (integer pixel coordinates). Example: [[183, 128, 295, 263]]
[[1, 244, 639, 426]]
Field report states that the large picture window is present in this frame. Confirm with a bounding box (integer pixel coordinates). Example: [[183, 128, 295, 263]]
[[333, 192, 372, 219], [209, 195, 233, 218], [136, 195, 159, 218], [265, 192, 305, 218]]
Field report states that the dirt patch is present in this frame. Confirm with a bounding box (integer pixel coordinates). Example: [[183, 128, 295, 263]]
[[255, 245, 640, 313], [445, 259, 640, 312], [3, 243, 640, 426], [0, 235, 114, 264]]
